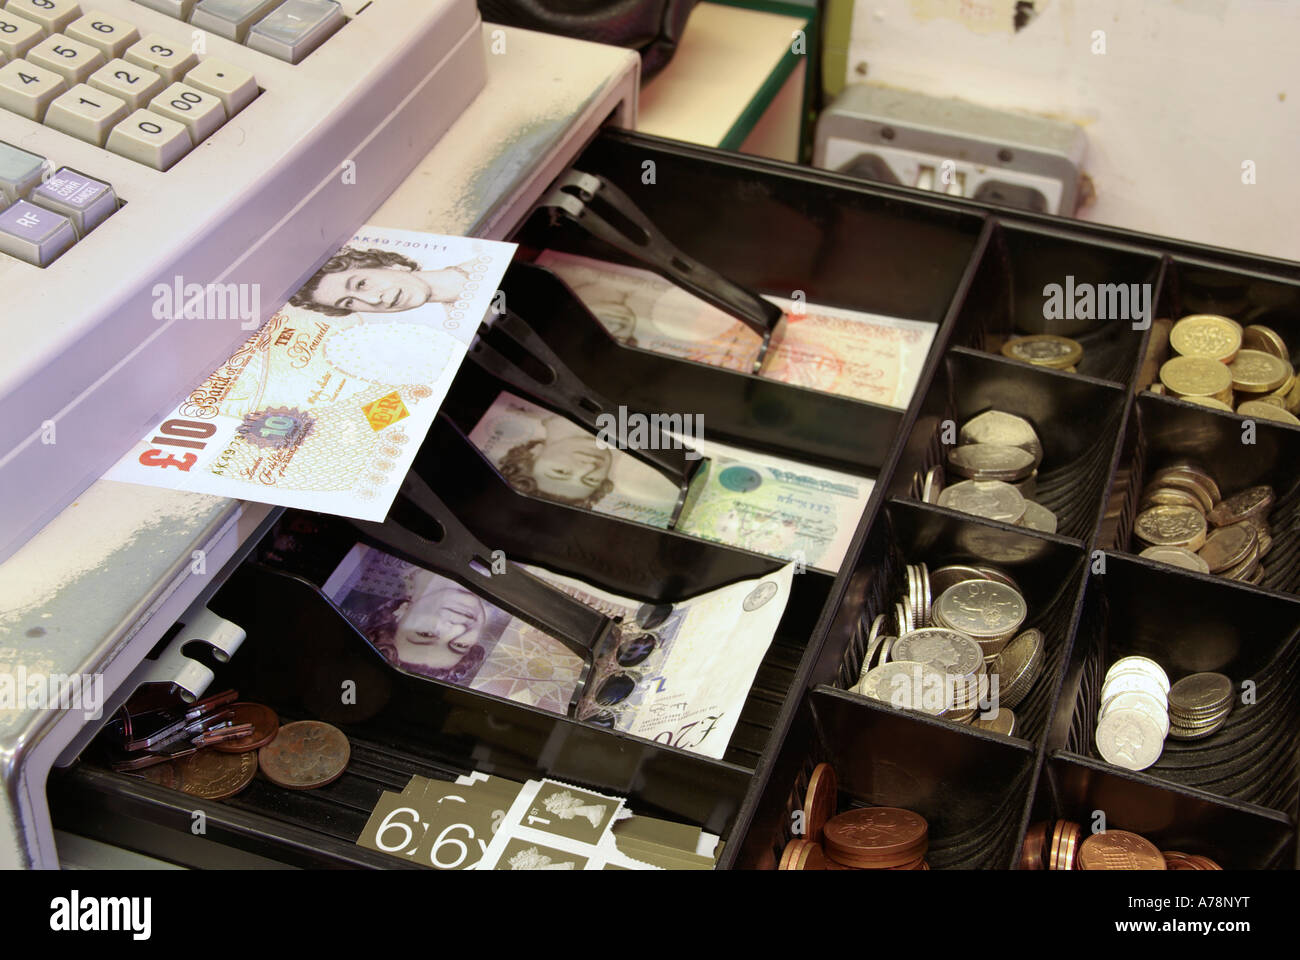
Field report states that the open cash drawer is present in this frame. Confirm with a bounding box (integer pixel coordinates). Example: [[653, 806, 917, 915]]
[[50, 130, 1300, 869], [46, 130, 986, 869]]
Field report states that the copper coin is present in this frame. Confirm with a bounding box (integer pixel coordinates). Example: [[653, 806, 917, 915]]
[[793, 841, 828, 870], [779, 838, 810, 870], [172, 749, 258, 800], [1078, 830, 1166, 870], [258, 720, 350, 790], [212, 703, 280, 753], [824, 807, 928, 867], [125, 761, 179, 790], [1020, 821, 1047, 870], [803, 762, 838, 844]]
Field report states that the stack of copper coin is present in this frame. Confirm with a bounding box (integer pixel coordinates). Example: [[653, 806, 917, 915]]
[[1021, 820, 1222, 870], [1133, 459, 1273, 584], [777, 763, 930, 870], [1163, 851, 1224, 870], [1152, 316, 1299, 424]]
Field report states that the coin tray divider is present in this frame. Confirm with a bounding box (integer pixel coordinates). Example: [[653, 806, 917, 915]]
[[1111, 392, 1300, 595], [1021, 755, 1296, 870], [950, 220, 1166, 386], [886, 347, 1131, 540], [1052, 552, 1300, 821]]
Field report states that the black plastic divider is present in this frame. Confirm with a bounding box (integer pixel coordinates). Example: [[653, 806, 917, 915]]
[[887, 348, 1128, 540], [951, 221, 1163, 385], [1161, 256, 1300, 341], [1111, 393, 1300, 594], [1031, 755, 1295, 870], [1054, 553, 1300, 817]]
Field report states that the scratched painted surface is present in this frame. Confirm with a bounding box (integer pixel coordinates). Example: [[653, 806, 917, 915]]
[[0, 483, 230, 741], [848, 0, 1298, 261], [371, 26, 633, 237]]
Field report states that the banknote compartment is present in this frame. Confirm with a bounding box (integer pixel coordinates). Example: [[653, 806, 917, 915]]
[[950, 221, 1164, 385], [517, 131, 987, 336], [1031, 755, 1296, 870], [803, 500, 1086, 746], [487, 261, 909, 474], [1108, 393, 1300, 595], [51, 559, 763, 868], [730, 690, 1035, 869], [1054, 553, 1300, 817], [887, 348, 1128, 540]]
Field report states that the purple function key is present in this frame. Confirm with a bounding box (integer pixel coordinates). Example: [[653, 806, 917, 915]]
[[30, 167, 118, 237], [0, 199, 78, 266]]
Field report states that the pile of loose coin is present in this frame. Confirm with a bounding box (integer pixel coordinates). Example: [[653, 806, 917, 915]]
[[1001, 334, 1083, 374], [1022, 821, 1221, 870], [1133, 460, 1274, 584], [779, 763, 930, 870], [1152, 315, 1300, 425], [926, 410, 1059, 534], [1095, 656, 1233, 772], [850, 562, 1044, 735], [113, 691, 352, 800]]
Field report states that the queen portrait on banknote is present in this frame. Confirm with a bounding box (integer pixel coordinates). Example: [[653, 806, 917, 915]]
[[289, 246, 480, 316], [336, 563, 509, 683]]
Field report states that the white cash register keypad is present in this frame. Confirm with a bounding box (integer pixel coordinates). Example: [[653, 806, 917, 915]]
[[0, 0, 345, 263]]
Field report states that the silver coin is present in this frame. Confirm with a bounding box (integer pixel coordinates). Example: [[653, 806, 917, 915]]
[[1020, 500, 1059, 534], [933, 579, 1027, 639], [1168, 672, 1233, 713], [1167, 715, 1228, 740], [947, 443, 1038, 482], [959, 411, 1043, 464], [1101, 672, 1169, 707], [1106, 656, 1170, 693], [1100, 690, 1170, 739], [1096, 708, 1165, 771], [992, 629, 1045, 709], [892, 628, 985, 679], [919, 562, 932, 626], [859, 660, 951, 716], [937, 480, 1027, 524], [923, 466, 943, 504]]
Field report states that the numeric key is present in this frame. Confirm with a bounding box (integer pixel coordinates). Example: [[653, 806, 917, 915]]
[[5, 0, 81, 34], [88, 58, 163, 109], [0, 57, 66, 120], [26, 32, 104, 84], [66, 11, 138, 58], [124, 33, 196, 83]]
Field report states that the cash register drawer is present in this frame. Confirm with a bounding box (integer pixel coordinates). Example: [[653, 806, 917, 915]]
[[50, 130, 1300, 869]]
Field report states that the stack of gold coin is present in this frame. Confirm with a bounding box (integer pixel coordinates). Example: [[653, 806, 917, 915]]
[[1134, 461, 1273, 584], [1001, 334, 1083, 373], [935, 411, 1059, 534], [1167, 672, 1233, 740], [1154, 315, 1300, 423], [1023, 820, 1222, 870]]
